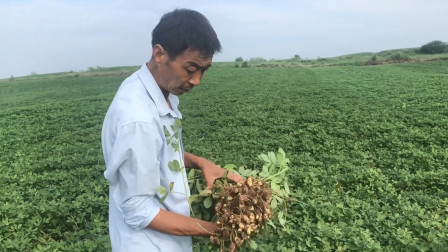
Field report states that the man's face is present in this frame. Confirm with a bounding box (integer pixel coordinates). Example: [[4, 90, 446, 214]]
[[157, 48, 212, 96]]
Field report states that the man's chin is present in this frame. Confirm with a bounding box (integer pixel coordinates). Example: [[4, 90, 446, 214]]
[[176, 88, 191, 95]]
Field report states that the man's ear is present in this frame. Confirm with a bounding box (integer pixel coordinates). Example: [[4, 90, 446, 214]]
[[152, 44, 168, 63]]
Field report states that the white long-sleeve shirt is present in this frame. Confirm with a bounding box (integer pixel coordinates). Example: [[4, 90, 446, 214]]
[[101, 64, 191, 251]]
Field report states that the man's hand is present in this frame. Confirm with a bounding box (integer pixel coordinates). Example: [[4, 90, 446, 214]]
[[200, 161, 242, 190], [183, 152, 242, 189]]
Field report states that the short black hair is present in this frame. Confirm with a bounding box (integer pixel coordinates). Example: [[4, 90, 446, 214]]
[[152, 9, 222, 59]]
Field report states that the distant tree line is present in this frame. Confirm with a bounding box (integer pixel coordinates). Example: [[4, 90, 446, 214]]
[[419, 40, 448, 54], [235, 55, 301, 63], [234, 41, 447, 68], [234, 41, 447, 67]]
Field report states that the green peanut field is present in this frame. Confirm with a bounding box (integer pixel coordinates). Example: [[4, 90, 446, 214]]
[[1, 57, 447, 251]]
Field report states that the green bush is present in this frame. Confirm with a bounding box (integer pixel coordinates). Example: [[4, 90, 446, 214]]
[[388, 53, 410, 62], [364, 55, 379, 65], [249, 57, 267, 62], [419, 40, 448, 54]]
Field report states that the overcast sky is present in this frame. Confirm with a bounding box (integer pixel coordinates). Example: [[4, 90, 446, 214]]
[[1, 0, 447, 79]]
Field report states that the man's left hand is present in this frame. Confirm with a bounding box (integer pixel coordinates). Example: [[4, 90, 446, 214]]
[[200, 160, 242, 190], [183, 152, 243, 189]]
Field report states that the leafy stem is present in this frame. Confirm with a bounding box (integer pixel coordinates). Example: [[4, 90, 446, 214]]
[[265, 167, 289, 181], [161, 118, 213, 234]]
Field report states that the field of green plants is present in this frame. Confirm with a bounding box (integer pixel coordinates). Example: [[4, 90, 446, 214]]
[[1, 60, 447, 251]]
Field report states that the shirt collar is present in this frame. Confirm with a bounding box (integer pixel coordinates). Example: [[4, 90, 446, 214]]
[[137, 64, 182, 119]]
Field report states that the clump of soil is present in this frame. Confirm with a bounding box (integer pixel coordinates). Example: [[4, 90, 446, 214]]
[[210, 177, 273, 251]]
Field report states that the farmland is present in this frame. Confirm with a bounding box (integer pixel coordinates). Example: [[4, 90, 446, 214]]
[[1, 59, 447, 251]]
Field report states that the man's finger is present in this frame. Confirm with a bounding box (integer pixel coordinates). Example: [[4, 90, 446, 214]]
[[206, 179, 215, 190], [227, 172, 243, 183]]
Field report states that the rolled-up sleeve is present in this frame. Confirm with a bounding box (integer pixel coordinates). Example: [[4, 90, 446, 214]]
[[105, 121, 162, 230], [121, 195, 161, 230]]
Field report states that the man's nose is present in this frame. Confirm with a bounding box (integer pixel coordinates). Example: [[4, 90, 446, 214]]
[[189, 71, 203, 86]]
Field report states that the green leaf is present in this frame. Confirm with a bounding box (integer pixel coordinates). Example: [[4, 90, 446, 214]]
[[195, 179, 203, 192], [159, 193, 168, 203], [274, 195, 284, 205], [168, 160, 182, 172], [202, 210, 211, 221], [157, 186, 167, 195], [238, 166, 246, 175], [224, 164, 236, 171], [284, 179, 290, 195], [199, 189, 212, 196], [173, 143, 180, 152], [188, 169, 195, 180], [175, 118, 182, 128], [248, 239, 258, 250], [237, 166, 253, 177], [188, 195, 198, 204], [203, 197, 213, 208], [259, 154, 270, 163], [262, 164, 269, 175], [271, 198, 278, 209], [169, 182, 174, 192], [278, 148, 286, 158], [267, 220, 276, 229], [279, 216, 286, 226], [276, 152, 284, 163], [268, 151, 277, 163], [222, 170, 229, 179], [268, 163, 277, 174], [163, 126, 170, 137], [271, 182, 280, 193]]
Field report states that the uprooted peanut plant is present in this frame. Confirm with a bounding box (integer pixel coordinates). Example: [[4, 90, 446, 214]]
[[210, 177, 273, 251], [157, 120, 291, 250], [189, 148, 292, 251]]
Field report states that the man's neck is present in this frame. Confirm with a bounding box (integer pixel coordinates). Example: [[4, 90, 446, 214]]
[[147, 61, 171, 108]]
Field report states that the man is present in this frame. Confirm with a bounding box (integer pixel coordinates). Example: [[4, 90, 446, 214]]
[[101, 9, 241, 252]]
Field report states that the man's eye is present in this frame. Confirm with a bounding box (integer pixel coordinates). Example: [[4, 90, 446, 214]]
[[186, 68, 197, 73]]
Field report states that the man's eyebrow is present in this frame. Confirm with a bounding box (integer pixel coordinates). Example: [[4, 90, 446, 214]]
[[187, 61, 211, 70]]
